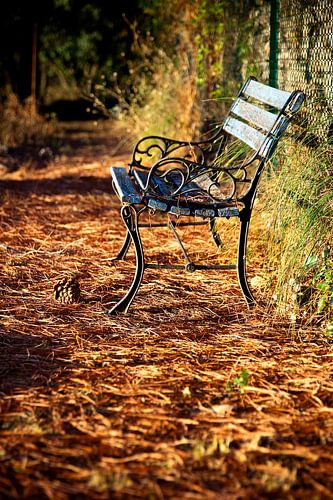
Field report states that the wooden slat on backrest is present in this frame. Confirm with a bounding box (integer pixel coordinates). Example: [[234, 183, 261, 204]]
[[230, 98, 277, 132], [223, 116, 269, 152], [242, 79, 291, 110]]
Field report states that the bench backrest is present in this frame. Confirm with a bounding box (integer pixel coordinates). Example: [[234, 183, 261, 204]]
[[222, 77, 305, 160], [127, 77, 305, 207]]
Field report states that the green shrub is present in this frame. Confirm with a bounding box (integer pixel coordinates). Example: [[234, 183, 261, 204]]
[[263, 124, 333, 328]]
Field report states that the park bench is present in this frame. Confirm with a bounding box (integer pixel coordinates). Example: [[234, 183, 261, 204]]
[[109, 77, 305, 315]]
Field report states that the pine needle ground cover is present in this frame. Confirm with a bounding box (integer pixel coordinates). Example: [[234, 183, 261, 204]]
[[1, 122, 333, 499]]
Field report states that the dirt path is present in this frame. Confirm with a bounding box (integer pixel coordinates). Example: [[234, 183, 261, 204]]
[[1, 122, 333, 499]]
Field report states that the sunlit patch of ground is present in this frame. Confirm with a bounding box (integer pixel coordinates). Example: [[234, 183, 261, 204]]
[[1, 122, 333, 499]]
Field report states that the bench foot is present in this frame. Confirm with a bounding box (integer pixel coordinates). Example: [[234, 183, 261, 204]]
[[108, 205, 145, 315], [237, 215, 256, 308]]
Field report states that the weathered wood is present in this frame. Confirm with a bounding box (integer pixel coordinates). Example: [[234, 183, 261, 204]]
[[223, 116, 267, 151], [133, 169, 209, 199], [230, 98, 277, 132], [194, 208, 216, 218], [169, 206, 191, 216], [242, 79, 291, 110], [217, 207, 239, 217], [110, 166, 142, 204], [147, 199, 168, 211]]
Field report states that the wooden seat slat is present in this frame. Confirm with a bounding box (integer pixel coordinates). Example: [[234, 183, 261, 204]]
[[223, 116, 268, 152], [230, 98, 277, 132], [242, 79, 291, 110], [110, 166, 142, 204]]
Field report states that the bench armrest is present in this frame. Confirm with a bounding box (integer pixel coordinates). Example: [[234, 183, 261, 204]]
[[139, 155, 244, 201], [129, 129, 226, 172], [136, 147, 260, 204]]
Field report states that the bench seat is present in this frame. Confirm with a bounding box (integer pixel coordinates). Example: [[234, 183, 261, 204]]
[[111, 166, 240, 218]]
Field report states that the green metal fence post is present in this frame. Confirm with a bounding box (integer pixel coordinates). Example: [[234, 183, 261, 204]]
[[269, 0, 280, 88]]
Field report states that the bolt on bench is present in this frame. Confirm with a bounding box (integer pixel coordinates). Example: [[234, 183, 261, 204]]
[[109, 77, 305, 314]]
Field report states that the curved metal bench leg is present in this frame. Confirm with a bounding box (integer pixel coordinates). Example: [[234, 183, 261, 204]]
[[209, 217, 223, 249], [110, 231, 131, 261], [110, 178, 132, 261], [108, 205, 145, 315], [237, 211, 256, 308]]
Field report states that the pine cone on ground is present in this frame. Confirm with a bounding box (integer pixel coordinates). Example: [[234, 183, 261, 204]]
[[53, 275, 81, 304]]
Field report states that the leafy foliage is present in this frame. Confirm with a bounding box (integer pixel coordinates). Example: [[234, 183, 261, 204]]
[[227, 368, 249, 393], [0, 0, 140, 103]]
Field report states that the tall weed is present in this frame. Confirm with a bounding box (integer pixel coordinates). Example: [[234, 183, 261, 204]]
[[263, 123, 333, 328], [124, 50, 200, 140]]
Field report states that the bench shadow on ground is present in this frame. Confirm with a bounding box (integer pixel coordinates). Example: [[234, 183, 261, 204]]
[[0, 175, 114, 196]]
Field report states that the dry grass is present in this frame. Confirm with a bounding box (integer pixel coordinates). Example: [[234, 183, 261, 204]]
[[1, 122, 333, 499], [0, 94, 54, 148], [117, 46, 200, 142]]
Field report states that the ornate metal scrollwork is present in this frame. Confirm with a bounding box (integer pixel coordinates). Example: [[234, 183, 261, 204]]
[[140, 154, 256, 203], [129, 127, 225, 172], [129, 125, 262, 204]]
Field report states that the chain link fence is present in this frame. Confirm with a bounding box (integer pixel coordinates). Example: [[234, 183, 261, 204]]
[[200, 0, 332, 142], [278, 0, 333, 140]]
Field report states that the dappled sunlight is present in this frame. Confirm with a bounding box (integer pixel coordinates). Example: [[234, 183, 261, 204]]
[[1, 123, 333, 498], [1, 0, 332, 496]]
